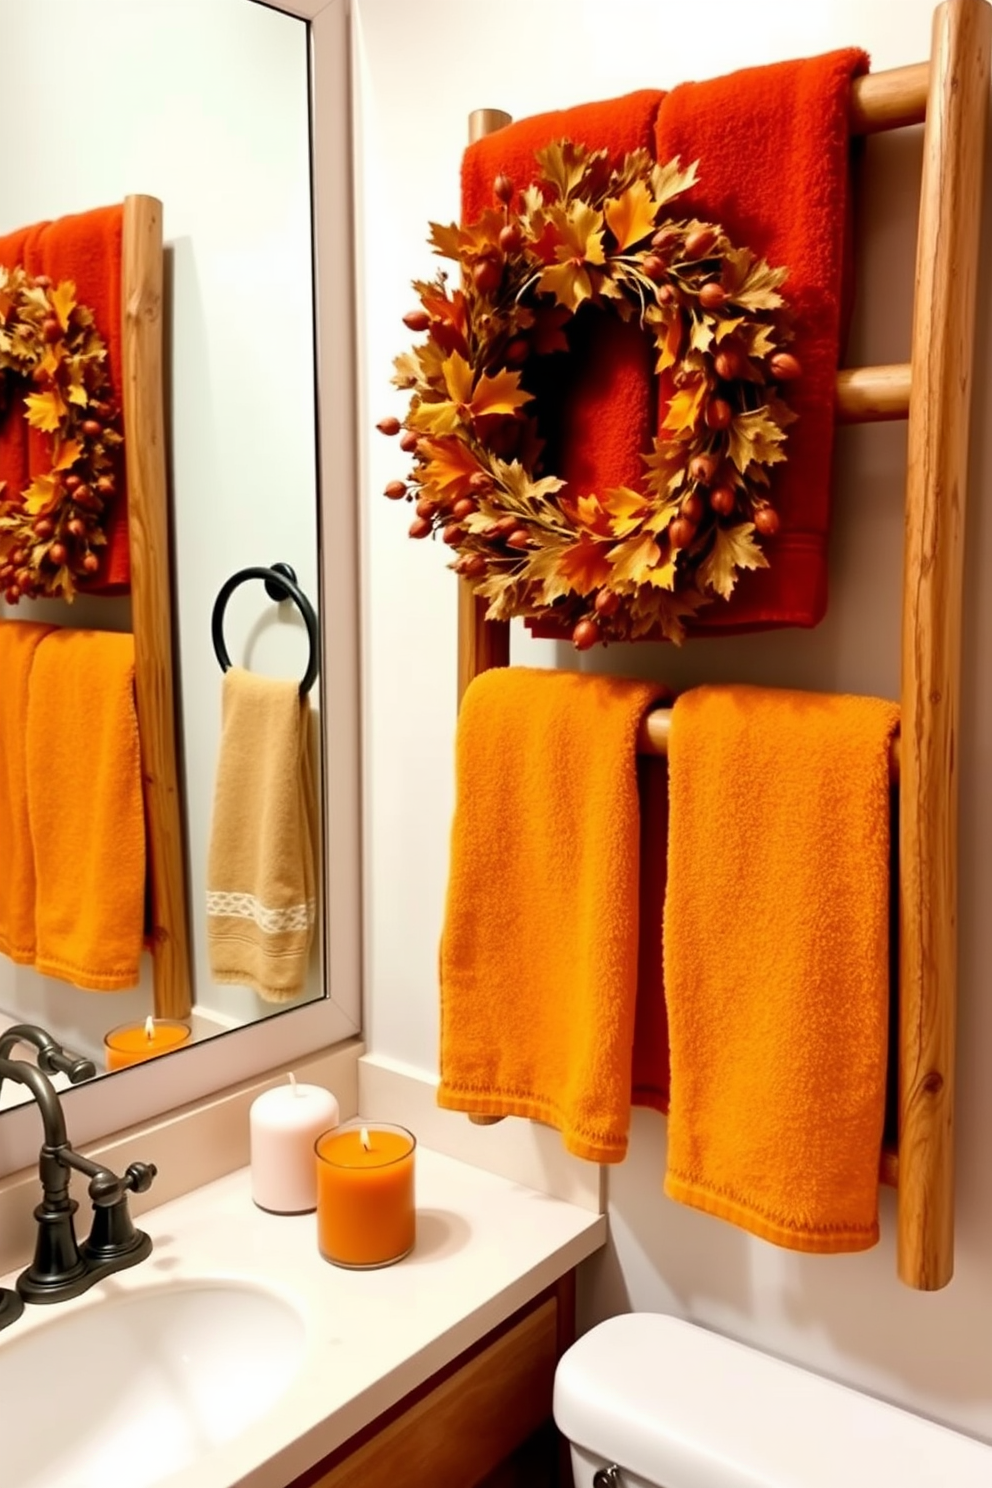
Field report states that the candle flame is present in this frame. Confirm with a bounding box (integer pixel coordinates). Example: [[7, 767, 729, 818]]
[[360, 1126, 371, 1150], [143, 1015, 155, 1042]]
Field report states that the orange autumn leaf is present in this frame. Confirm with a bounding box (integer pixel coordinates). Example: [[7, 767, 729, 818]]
[[661, 380, 707, 435], [557, 537, 614, 595], [469, 366, 533, 419], [49, 280, 77, 331], [607, 533, 663, 585], [601, 485, 651, 537], [24, 388, 66, 433], [654, 313, 684, 375], [418, 437, 482, 497], [604, 180, 658, 251], [52, 438, 83, 473]]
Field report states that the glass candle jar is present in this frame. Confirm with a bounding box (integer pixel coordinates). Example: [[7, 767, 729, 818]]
[[315, 1121, 416, 1268]]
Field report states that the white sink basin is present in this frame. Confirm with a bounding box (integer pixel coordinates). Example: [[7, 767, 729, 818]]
[[0, 1280, 307, 1488]]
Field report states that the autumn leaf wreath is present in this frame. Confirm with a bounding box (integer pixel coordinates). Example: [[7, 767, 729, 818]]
[[381, 141, 802, 647], [0, 265, 122, 603]]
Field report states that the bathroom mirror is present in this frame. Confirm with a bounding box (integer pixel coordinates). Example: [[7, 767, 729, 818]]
[[0, 0, 360, 1153]]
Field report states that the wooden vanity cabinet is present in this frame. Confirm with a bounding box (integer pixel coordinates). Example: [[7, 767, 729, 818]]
[[286, 1272, 575, 1488]]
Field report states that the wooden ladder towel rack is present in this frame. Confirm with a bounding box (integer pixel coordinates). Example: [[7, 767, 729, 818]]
[[121, 194, 192, 1022], [458, 0, 991, 1291]]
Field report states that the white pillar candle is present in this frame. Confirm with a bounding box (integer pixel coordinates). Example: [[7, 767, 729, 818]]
[[250, 1077, 339, 1214]]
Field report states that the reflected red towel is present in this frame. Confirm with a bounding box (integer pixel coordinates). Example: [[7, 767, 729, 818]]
[[463, 92, 665, 505], [0, 206, 130, 594], [654, 48, 868, 632]]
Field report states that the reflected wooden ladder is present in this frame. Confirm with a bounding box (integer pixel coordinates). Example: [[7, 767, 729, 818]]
[[121, 195, 191, 1022], [458, 0, 991, 1290]]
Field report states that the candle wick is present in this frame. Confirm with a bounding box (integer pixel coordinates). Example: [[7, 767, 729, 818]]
[[360, 1126, 371, 1151], [288, 1071, 300, 1096], [143, 1015, 155, 1042]]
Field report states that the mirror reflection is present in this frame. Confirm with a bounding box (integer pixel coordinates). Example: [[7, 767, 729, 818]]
[[0, 0, 323, 1107]]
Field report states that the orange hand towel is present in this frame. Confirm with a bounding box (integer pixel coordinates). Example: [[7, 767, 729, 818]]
[[26, 629, 146, 989], [0, 620, 55, 966], [462, 91, 665, 504], [206, 669, 317, 1003], [663, 685, 899, 1252], [0, 206, 130, 594], [438, 666, 669, 1163], [654, 48, 868, 633]]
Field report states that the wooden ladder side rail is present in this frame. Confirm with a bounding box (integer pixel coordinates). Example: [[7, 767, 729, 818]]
[[121, 194, 192, 1021], [897, 0, 990, 1292]]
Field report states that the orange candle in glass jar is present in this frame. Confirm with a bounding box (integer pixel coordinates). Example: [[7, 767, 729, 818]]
[[105, 1016, 191, 1071], [315, 1122, 416, 1268]]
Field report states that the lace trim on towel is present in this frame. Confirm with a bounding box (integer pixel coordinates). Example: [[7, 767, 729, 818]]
[[206, 891, 316, 935]]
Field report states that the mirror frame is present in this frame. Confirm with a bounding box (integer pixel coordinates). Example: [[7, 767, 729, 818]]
[[0, 0, 361, 1177]]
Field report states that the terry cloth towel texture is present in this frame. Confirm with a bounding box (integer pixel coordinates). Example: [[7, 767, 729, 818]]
[[654, 47, 868, 632], [0, 621, 55, 966], [462, 90, 666, 508], [663, 685, 899, 1253], [438, 666, 669, 1163], [206, 667, 317, 1003], [26, 629, 146, 990], [0, 205, 130, 593]]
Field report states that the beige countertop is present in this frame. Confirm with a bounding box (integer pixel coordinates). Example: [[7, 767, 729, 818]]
[[0, 1147, 607, 1488]]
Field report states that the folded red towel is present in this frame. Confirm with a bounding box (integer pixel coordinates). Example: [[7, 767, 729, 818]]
[[654, 47, 868, 632], [0, 206, 130, 596], [463, 92, 665, 506]]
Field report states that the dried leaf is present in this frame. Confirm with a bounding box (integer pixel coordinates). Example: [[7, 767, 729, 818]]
[[469, 366, 532, 419], [696, 522, 769, 600], [607, 532, 662, 585], [601, 485, 651, 538], [535, 139, 602, 202], [661, 380, 706, 435], [418, 438, 483, 497], [52, 438, 83, 473], [49, 280, 77, 331], [727, 407, 789, 474], [24, 389, 66, 433], [650, 155, 699, 209], [603, 180, 657, 251]]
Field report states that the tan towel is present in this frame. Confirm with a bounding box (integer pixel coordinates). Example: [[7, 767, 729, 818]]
[[26, 629, 145, 989], [438, 666, 669, 1162], [663, 685, 899, 1252], [206, 668, 316, 1002], [0, 621, 55, 965]]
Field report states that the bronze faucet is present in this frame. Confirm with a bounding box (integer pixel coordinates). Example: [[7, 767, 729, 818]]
[[0, 1024, 157, 1333]]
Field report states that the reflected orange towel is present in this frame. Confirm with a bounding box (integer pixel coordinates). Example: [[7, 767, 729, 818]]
[[0, 206, 130, 594], [438, 666, 669, 1163], [663, 685, 898, 1252], [26, 629, 145, 989], [0, 621, 55, 965], [462, 91, 665, 504]]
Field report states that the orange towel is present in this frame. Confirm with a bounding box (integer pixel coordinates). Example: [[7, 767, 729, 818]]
[[438, 666, 669, 1163], [654, 48, 868, 633], [26, 629, 145, 989], [663, 685, 899, 1252], [0, 620, 55, 965], [0, 206, 130, 594], [462, 91, 665, 506]]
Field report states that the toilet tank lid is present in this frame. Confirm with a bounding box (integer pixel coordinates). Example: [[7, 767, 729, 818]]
[[553, 1314, 992, 1488]]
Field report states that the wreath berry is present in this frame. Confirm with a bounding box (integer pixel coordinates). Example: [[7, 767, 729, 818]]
[[0, 264, 123, 603], [381, 140, 801, 646]]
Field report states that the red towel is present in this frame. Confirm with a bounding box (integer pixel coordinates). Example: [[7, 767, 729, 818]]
[[0, 206, 130, 595], [654, 48, 868, 632], [462, 91, 665, 507]]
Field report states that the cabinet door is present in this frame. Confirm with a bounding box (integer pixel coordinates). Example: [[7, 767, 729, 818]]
[[308, 1295, 559, 1488]]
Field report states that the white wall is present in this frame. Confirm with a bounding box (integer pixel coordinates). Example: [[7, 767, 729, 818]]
[[354, 0, 992, 1442], [0, 0, 322, 1056]]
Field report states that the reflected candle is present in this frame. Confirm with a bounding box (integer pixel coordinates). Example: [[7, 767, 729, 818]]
[[250, 1076, 339, 1214], [316, 1122, 416, 1268], [104, 1016, 190, 1071]]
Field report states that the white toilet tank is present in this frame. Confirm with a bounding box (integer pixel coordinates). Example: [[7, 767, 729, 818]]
[[554, 1313, 992, 1488]]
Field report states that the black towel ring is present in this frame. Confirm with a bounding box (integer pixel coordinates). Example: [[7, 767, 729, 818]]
[[211, 562, 320, 697]]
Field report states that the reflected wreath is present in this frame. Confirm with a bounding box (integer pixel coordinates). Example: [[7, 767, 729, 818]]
[[0, 264, 121, 603]]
